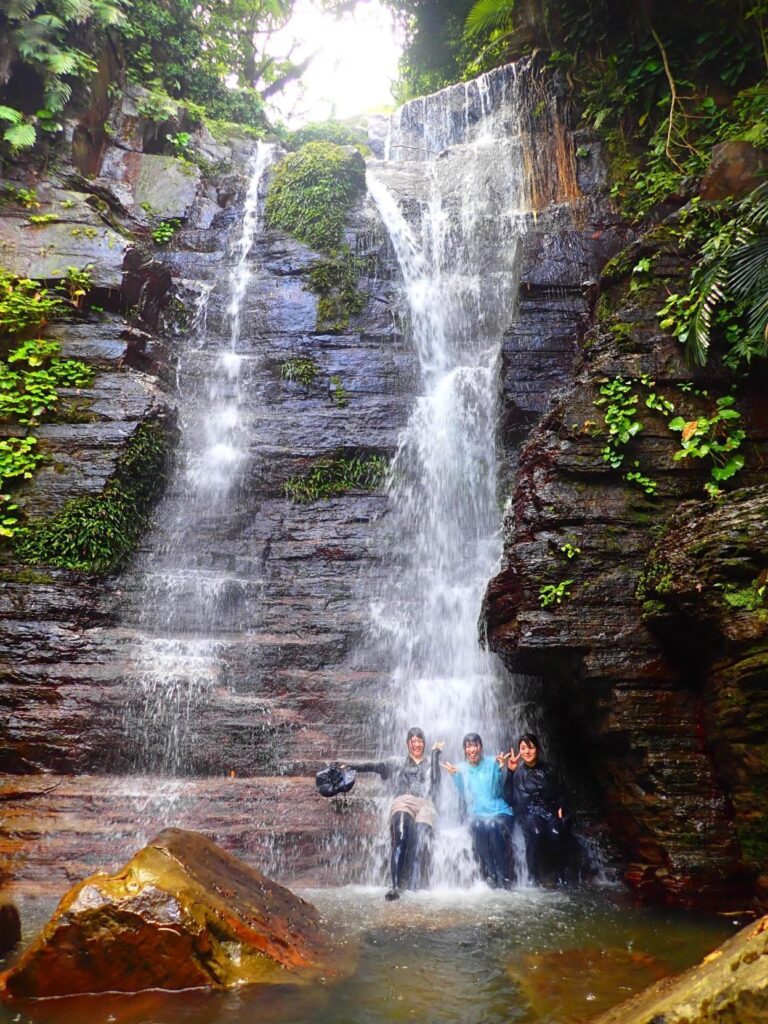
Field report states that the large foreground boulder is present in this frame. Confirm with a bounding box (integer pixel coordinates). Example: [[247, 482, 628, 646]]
[[0, 902, 21, 956], [591, 914, 768, 1024], [0, 828, 325, 998]]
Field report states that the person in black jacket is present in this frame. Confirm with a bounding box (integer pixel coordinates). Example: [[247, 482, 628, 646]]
[[504, 732, 570, 885], [343, 727, 444, 901]]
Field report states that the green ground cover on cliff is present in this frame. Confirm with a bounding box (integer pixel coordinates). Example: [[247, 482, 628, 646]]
[[0, 268, 95, 538], [14, 419, 172, 572]]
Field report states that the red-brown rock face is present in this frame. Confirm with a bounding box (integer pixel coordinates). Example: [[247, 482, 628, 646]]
[[484, 218, 768, 911]]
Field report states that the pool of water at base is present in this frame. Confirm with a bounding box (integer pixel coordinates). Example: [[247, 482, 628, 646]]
[[0, 885, 739, 1024]]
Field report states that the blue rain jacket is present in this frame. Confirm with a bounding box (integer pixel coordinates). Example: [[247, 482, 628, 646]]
[[451, 756, 513, 818]]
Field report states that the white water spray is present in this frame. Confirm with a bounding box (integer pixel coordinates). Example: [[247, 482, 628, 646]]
[[365, 69, 532, 884], [125, 143, 274, 776]]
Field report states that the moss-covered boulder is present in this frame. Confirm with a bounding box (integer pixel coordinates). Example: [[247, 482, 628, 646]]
[[591, 914, 768, 1024], [0, 828, 326, 997]]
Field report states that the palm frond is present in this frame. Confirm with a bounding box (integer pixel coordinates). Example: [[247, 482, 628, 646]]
[[689, 260, 728, 366], [0, 106, 23, 124], [729, 233, 768, 295], [465, 0, 515, 38]]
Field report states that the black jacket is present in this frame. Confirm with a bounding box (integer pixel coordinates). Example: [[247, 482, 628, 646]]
[[347, 749, 442, 802], [505, 760, 566, 817]]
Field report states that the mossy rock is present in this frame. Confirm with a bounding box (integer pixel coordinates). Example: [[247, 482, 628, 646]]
[[265, 142, 366, 253]]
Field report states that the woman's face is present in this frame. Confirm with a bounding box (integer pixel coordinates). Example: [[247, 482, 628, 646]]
[[408, 735, 425, 760], [464, 740, 482, 765], [519, 740, 539, 766]]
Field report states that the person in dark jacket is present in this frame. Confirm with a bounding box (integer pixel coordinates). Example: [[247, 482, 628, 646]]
[[504, 732, 570, 885], [343, 727, 443, 901]]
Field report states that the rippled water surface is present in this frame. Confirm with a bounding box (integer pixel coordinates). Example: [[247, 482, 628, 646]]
[[0, 886, 736, 1024]]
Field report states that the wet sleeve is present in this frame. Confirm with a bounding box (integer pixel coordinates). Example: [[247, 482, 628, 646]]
[[491, 760, 505, 798], [429, 748, 442, 801], [344, 759, 394, 779]]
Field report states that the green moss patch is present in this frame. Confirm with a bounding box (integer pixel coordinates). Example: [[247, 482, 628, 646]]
[[265, 142, 366, 254]]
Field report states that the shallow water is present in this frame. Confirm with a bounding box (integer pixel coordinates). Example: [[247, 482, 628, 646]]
[[0, 885, 737, 1024]]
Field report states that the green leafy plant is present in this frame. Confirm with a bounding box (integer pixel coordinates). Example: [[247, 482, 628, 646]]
[[0, 272, 66, 336], [329, 375, 348, 408], [284, 453, 387, 503], [539, 579, 575, 608], [559, 542, 581, 559], [668, 394, 745, 495], [280, 357, 318, 386], [594, 376, 643, 470], [152, 219, 181, 245], [166, 130, 191, 155], [2, 184, 39, 209], [7, 338, 61, 367], [59, 264, 93, 308]]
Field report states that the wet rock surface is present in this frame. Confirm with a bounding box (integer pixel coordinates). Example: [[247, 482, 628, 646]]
[[590, 914, 768, 1024], [0, 902, 21, 956], [485, 219, 768, 909], [0, 827, 326, 997]]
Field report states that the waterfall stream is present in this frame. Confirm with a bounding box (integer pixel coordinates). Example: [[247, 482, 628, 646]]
[[123, 143, 274, 776], [362, 68, 535, 885]]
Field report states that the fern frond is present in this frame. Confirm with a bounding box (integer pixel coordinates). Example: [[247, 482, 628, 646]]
[[465, 0, 514, 38], [55, 0, 93, 23], [4, 0, 38, 20], [0, 106, 23, 124], [3, 122, 37, 151], [45, 49, 78, 74]]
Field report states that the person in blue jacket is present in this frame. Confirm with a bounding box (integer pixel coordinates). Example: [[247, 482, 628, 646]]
[[442, 732, 516, 887]]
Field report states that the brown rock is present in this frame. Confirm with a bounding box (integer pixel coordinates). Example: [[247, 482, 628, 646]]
[[0, 828, 326, 998], [700, 141, 768, 200], [590, 914, 768, 1024], [0, 901, 20, 956], [510, 946, 670, 1023]]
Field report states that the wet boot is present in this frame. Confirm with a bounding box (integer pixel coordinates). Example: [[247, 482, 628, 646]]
[[411, 823, 434, 889], [386, 811, 415, 900]]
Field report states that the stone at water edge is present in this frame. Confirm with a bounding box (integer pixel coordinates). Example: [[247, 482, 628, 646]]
[[590, 914, 768, 1024], [0, 902, 21, 956], [0, 827, 327, 998]]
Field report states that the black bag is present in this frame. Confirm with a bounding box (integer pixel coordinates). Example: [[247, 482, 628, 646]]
[[315, 763, 357, 798]]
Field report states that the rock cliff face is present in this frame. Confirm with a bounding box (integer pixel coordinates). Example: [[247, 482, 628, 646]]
[[484, 219, 768, 909], [3, 62, 763, 911]]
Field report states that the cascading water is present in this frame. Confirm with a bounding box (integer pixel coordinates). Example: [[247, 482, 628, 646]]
[[123, 143, 273, 778], [364, 67, 539, 885]]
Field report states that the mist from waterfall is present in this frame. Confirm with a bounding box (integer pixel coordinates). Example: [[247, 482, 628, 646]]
[[123, 143, 273, 775], [364, 69, 533, 884]]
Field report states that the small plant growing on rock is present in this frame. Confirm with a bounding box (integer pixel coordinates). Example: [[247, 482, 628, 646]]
[[152, 219, 181, 245], [329, 375, 348, 408], [280, 357, 318, 386], [539, 579, 574, 608], [2, 184, 39, 209], [559, 542, 581, 559], [284, 453, 387, 503]]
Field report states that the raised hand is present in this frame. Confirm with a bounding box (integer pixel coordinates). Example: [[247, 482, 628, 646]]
[[506, 747, 521, 771], [441, 760, 458, 775], [495, 750, 509, 767], [433, 741, 445, 751]]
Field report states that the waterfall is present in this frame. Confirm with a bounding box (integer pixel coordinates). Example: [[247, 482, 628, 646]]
[[123, 143, 274, 777], [364, 68, 533, 884]]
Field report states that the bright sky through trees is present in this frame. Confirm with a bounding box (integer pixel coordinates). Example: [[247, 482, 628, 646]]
[[264, 0, 401, 126]]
